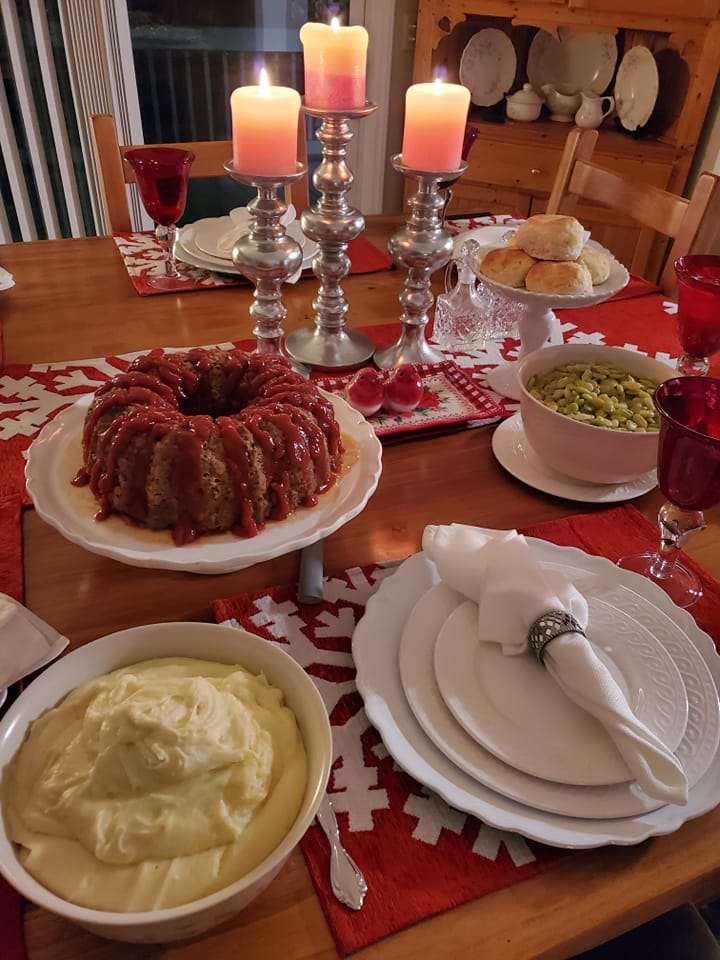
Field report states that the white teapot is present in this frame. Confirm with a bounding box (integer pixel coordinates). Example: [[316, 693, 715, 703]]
[[575, 91, 615, 129]]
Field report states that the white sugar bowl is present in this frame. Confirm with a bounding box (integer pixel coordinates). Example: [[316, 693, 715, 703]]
[[506, 84, 543, 122]]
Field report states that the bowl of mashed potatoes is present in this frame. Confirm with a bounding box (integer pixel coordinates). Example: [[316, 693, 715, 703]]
[[517, 343, 678, 484], [0, 621, 332, 942]]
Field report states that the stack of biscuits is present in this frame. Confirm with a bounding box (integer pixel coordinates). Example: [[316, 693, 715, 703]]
[[477, 214, 612, 296]]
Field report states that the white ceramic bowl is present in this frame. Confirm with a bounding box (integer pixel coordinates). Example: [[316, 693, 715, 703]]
[[0, 622, 331, 943], [518, 343, 678, 484]]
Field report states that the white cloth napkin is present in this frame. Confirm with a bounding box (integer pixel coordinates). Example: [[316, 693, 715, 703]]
[[0, 267, 15, 291], [0, 594, 68, 690], [422, 524, 689, 805]]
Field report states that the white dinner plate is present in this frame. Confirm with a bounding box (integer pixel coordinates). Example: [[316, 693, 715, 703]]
[[459, 28, 517, 107], [433, 595, 687, 786], [353, 541, 720, 848], [176, 220, 315, 277], [476, 238, 629, 308], [25, 391, 382, 574], [527, 29, 617, 97], [492, 413, 658, 503], [614, 46, 659, 132], [191, 215, 318, 265], [398, 580, 715, 819]]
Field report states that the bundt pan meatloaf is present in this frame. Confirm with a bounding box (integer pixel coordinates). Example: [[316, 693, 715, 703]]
[[72, 348, 344, 545]]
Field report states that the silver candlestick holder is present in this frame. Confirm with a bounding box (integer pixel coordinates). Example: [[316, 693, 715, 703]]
[[224, 160, 307, 355], [374, 155, 467, 369], [284, 102, 377, 369]]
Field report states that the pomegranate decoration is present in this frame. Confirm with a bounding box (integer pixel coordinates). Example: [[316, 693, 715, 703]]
[[383, 364, 424, 413], [344, 366, 385, 417]]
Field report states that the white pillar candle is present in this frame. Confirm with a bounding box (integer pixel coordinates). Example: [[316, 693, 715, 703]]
[[401, 79, 471, 172], [230, 69, 301, 177], [300, 19, 368, 111]]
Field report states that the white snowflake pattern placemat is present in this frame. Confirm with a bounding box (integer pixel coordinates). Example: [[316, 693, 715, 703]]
[[213, 562, 572, 955]]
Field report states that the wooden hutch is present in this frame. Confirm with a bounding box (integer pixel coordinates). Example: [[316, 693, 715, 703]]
[[412, 0, 720, 279]]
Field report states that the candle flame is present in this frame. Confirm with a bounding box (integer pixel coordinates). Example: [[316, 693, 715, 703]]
[[433, 77, 443, 94], [259, 67, 270, 95], [330, 16, 339, 30]]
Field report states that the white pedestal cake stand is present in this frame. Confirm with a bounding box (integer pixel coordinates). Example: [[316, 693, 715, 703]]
[[477, 243, 630, 401]]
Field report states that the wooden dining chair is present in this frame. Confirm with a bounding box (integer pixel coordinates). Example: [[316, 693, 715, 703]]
[[546, 127, 720, 297], [90, 113, 310, 235]]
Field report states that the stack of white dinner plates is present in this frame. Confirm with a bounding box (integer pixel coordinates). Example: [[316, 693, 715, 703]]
[[175, 205, 318, 280], [352, 534, 720, 848]]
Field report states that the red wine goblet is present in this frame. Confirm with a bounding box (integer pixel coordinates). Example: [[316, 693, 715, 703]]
[[617, 376, 720, 607], [125, 147, 195, 291], [438, 124, 479, 225], [674, 255, 720, 376]]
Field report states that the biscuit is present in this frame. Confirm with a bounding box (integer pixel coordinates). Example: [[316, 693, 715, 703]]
[[577, 245, 611, 284], [477, 246, 536, 287], [514, 214, 585, 261], [525, 260, 593, 295]]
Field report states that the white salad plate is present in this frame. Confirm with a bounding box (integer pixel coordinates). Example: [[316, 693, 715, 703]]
[[527, 29, 617, 98], [433, 595, 687, 786], [191, 214, 318, 265], [24, 392, 382, 575], [353, 541, 720, 848], [398, 580, 717, 820], [459, 28, 517, 107], [492, 413, 658, 503], [614, 46, 659, 132]]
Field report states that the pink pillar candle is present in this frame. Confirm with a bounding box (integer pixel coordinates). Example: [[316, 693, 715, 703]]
[[230, 72, 301, 177], [401, 80, 471, 172], [300, 20, 368, 110]]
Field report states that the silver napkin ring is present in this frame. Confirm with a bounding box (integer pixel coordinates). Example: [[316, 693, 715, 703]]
[[527, 611, 585, 664]]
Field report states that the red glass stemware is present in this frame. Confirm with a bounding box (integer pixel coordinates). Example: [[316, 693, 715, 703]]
[[125, 147, 195, 291], [439, 123, 479, 224], [617, 376, 720, 607], [674, 255, 720, 376]]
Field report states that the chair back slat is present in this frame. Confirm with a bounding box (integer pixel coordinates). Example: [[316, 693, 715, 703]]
[[91, 114, 310, 235], [546, 127, 720, 297]]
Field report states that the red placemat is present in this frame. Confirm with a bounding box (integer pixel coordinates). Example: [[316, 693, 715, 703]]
[[113, 232, 392, 296], [213, 504, 720, 956], [0, 493, 26, 960]]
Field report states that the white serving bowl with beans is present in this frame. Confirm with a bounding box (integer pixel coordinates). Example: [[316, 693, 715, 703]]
[[517, 344, 678, 484]]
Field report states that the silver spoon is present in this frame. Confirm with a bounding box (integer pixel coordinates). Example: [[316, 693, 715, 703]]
[[316, 796, 367, 910]]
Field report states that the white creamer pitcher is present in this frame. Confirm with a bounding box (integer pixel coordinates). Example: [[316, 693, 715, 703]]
[[575, 91, 615, 129]]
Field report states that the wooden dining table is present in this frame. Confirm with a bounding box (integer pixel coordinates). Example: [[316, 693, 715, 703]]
[[1, 217, 719, 960]]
